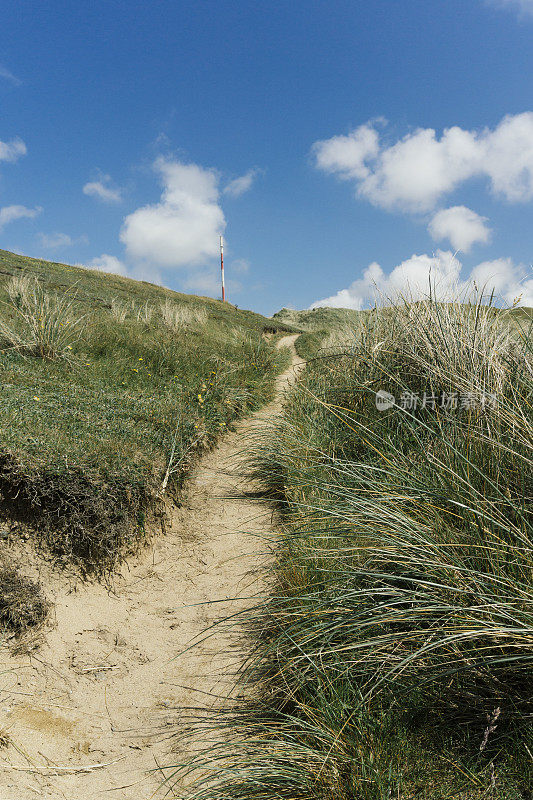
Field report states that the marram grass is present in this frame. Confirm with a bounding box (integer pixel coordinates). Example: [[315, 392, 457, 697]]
[[170, 293, 533, 799]]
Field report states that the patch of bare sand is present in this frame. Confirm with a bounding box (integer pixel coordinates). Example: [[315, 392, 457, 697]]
[[0, 335, 303, 800]]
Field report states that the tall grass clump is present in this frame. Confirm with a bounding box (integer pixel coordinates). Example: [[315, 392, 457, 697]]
[[160, 299, 208, 331], [173, 293, 533, 799], [135, 299, 153, 325], [110, 296, 129, 322], [0, 275, 85, 359]]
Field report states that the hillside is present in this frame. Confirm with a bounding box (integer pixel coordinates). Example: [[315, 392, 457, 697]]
[[272, 306, 367, 359], [272, 305, 364, 330], [0, 249, 295, 578]]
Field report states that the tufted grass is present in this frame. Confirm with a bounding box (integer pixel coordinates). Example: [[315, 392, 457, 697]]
[[170, 292, 533, 799]]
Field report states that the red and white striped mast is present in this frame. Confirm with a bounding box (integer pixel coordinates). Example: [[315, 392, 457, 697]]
[[220, 235, 226, 303]]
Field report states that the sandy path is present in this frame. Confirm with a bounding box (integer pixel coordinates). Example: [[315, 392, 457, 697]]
[[0, 335, 303, 800]]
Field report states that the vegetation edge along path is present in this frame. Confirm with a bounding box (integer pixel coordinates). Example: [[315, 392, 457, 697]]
[[0, 334, 304, 800]]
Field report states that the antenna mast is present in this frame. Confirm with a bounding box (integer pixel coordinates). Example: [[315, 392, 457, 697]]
[[220, 235, 225, 303]]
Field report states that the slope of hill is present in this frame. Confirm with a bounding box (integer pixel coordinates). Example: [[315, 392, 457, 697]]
[[272, 305, 363, 330], [272, 306, 367, 359], [0, 249, 295, 577]]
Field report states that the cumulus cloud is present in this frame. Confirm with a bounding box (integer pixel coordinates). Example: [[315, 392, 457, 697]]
[[120, 157, 225, 269], [310, 251, 533, 309], [428, 206, 491, 252], [313, 123, 381, 180], [0, 137, 27, 163], [185, 271, 243, 296], [83, 254, 162, 285], [80, 158, 247, 296], [86, 254, 128, 276], [183, 270, 221, 294], [223, 168, 260, 197], [313, 113, 533, 212], [0, 204, 41, 230], [39, 232, 73, 249], [83, 174, 123, 203], [469, 258, 533, 304]]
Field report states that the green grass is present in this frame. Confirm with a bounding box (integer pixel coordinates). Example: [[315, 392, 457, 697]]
[[0, 249, 294, 571], [172, 294, 533, 799], [272, 306, 367, 359]]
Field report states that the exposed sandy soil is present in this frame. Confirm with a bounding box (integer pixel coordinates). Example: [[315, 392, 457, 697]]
[[0, 335, 303, 800]]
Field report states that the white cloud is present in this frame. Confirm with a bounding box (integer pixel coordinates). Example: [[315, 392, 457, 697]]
[[0, 137, 26, 163], [310, 251, 533, 309], [313, 122, 381, 180], [82, 254, 162, 285], [39, 232, 73, 249], [470, 258, 533, 304], [428, 206, 491, 252], [0, 204, 41, 230], [313, 113, 533, 212], [120, 157, 225, 269], [86, 254, 128, 276], [80, 158, 248, 296], [0, 66, 21, 86], [223, 168, 260, 197], [183, 270, 243, 297], [83, 175, 123, 203], [182, 258, 247, 297]]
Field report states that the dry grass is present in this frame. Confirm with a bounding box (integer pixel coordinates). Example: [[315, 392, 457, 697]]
[[0, 566, 48, 635], [135, 300, 153, 325], [0, 275, 86, 360], [110, 297, 129, 322], [160, 299, 208, 331]]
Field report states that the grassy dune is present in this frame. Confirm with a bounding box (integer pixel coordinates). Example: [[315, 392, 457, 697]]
[[0, 249, 294, 573], [178, 296, 533, 799], [272, 306, 367, 360]]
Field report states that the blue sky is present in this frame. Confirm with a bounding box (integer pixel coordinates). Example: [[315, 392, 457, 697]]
[[1, 0, 533, 314]]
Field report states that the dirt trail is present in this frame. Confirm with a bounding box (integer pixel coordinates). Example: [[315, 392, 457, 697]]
[[0, 335, 303, 800]]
